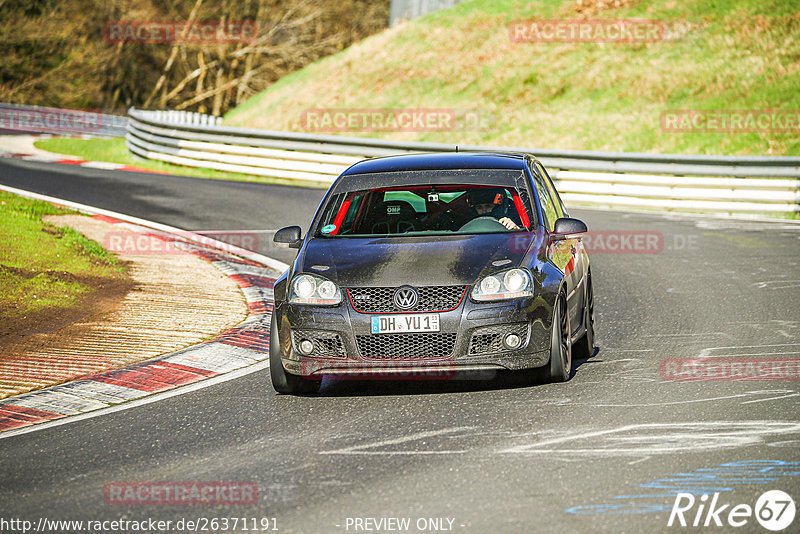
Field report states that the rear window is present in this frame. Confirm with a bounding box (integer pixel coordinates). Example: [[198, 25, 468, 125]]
[[314, 184, 532, 237]]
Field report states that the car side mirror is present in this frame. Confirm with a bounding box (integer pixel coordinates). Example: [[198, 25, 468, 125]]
[[274, 226, 303, 249], [552, 217, 587, 240]]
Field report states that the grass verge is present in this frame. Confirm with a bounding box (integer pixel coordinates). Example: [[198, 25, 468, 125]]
[[223, 0, 800, 156], [33, 137, 330, 189], [0, 190, 127, 320]]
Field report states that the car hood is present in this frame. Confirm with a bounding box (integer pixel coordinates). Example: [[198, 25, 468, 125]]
[[296, 233, 537, 287]]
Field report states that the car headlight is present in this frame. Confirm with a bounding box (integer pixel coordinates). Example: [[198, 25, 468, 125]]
[[289, 274, 342, 305], [471, 268, 533, 301]]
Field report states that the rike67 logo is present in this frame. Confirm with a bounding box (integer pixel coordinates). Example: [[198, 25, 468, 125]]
[[668, 490, 795, 531]]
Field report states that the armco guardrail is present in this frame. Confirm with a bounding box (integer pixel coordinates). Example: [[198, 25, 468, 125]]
[[126, 108, 800, 215], [1, 103, 127, 137]]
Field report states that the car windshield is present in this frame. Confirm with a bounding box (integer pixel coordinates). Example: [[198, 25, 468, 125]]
[[314, 183, 532, 238]]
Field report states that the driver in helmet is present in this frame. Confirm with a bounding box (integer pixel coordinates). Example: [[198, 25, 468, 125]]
[[466, 188, 520, 230]]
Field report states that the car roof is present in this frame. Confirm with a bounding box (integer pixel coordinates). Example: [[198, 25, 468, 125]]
[[341, 152, 531, 176]]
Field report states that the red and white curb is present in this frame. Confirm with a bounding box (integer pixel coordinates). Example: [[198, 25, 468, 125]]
[[0, 185, 289, 436], [1, 150, 168, 174], [0, 134, 169, 175]]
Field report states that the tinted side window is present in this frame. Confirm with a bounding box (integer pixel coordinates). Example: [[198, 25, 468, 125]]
[[537, 162, 567, 218], [532, 168, 558, 231]]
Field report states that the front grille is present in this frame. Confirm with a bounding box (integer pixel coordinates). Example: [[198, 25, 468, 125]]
[[292, 329, 346, 358], [348, 286, 466, 313], [468, 323, 529, 355], [356, 333, 457, 359]]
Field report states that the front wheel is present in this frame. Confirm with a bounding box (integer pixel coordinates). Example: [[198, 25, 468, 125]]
[[269, 314, 320, 394], [546, 294, 572, 382]]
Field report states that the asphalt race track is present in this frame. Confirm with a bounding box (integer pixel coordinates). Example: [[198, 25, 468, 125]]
[[1, 158, 799, 533]]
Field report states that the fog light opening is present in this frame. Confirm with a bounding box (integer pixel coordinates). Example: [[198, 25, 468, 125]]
[[504, 333, 522, 350], [298, 339, 314, 355]]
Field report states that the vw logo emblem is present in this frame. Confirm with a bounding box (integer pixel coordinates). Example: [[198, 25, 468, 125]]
[[393, 286, 419, 310]]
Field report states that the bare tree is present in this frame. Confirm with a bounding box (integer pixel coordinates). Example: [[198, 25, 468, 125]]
[[0, 0, 388, 114], [144, 0, 389, 116]]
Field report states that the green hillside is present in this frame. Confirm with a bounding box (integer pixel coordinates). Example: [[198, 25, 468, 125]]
[[224, 0, 800, 156]]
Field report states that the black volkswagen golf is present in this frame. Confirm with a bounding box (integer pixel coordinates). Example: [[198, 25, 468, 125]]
[[270, 152, 594, 393]]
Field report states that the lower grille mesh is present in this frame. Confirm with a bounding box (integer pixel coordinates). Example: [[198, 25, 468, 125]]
[[356, 333, 457, 359]]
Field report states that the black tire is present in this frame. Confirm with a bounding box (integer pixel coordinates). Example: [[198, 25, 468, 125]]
[[546, 293, 572, 382], [269, 314, 320, 394], [573, 275, 595, 360]]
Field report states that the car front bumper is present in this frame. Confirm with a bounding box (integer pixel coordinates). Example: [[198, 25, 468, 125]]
[[274, 294, 554, 379]]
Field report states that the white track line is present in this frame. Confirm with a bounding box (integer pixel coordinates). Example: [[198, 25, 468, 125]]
[[0, 362, 267, 440]]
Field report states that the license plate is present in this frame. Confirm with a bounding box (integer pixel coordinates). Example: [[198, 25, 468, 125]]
[[371, 314, 440, 334]]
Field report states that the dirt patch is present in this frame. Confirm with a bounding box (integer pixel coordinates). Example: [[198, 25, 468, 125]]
[[0, 263, 101, 284], [568, 0, 642, 18], [40, 225, 62, 237], [0, 266, 135, 341], [0, 215, 248, 399]]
